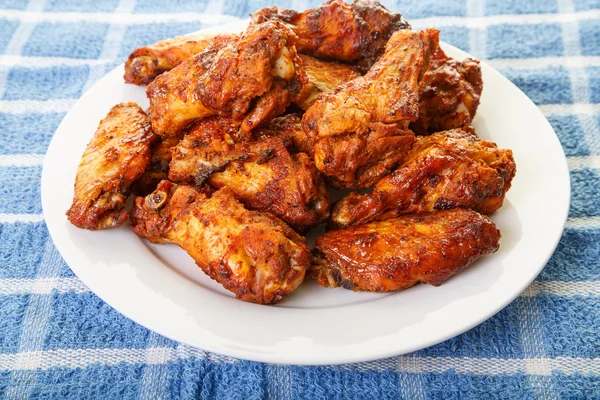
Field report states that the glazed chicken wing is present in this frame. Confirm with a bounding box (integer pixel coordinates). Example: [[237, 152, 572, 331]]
[[411, 48, 483, 135], [169, 118, 330, 230], [251, 0, 410, 72], [124, 33, 237, 85], [67, 103, 155, 230], [147, 21, 305, 137], [296, 54, 361, 110], [130, 181, 310, 304], [330, 129, 516, 228], [311, 209, 500, 292], [302, 28, 439, 188]]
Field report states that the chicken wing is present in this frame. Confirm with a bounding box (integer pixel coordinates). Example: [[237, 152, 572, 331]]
[[411, 48, 483, 135], [302, 28, 439, 188], [296, 54, 361, 110], [130, 181, 310, 304], [147, 21, 305, 138], [251, 113, 311, 154], [131, 134, 183, 196], [67, 103, 155, 230], [251, 0, 410, 72], [124, 33, 237, 85], [330, 129, 516, 228], [311, 209, 500, 292], [169, 117, 330, 230]]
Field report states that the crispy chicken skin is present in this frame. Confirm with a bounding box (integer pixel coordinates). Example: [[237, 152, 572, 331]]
[[302, 28, 439, 188], [147, 22, 304, 137], [169, 117, 330, 230], [124, 33, 237, 85], [251, 0, 410, 72], [252, 114, 311, 154], [330, 129, 516, 228], [411, 48, 483, 135], [311, 209, 500, 291], [199, 21, 305, 134], [296, 54, 361, 110], [67, 103, 155, 230], [130, 181, 310, 304], [146, 36, 232, 137], [131, 134, 183, 196]]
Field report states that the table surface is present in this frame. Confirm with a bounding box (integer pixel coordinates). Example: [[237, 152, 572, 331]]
[[0, 0, 599, 398]]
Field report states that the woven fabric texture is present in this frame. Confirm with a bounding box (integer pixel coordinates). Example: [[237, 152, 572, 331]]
[[0, 0, 599, 398]]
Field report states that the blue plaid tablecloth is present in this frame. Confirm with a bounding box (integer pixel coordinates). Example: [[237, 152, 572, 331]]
[[0, 0, 599, 398]]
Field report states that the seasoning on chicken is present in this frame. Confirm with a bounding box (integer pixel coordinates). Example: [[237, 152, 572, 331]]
[[302, 28, 439, 189], [251, 0, 410, 72], [131, 134, 183, 196], [147, 21, 305, 138], [124, 33, 238, 85], [311, 209, 500, 292], [67, 103, 155, 230], [130, 181, 310, 304], [411, 48, 483, 135], [295, 54, 361, 110], [169, 117, 330, 231], [330, 129, 516, 228]]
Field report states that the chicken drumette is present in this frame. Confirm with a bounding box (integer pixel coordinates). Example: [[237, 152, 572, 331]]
[[411, 48, 483, 135], [251, 0, 410, 72], [67, 103, 155, 230], [131, 181, 310, 304], [124, 33, 238, 85], [302, 28, 439, 189], [168, 117, 330, 231], [311, 208, 500, 292], [330, 129, 516, 228], [147, 21, 305, 138]]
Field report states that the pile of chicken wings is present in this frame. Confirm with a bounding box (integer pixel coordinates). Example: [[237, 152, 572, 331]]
[[67, 0, 516, 305]]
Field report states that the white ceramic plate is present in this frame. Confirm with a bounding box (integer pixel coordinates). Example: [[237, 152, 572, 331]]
[[41, 21, 570, 365]]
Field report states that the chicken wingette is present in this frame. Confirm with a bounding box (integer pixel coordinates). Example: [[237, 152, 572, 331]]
[[130, 181, 310, 304], [311, 209, 500, 292], [67, 103, 155, 230], [330, 129, 516, 228], [124, 33, 238, 85], [251, 0, 410, 72], [169, 117, 330, 231], [411, 48, 483, 135], [147, 21, 305, 138], [302, 28, 439, 189]]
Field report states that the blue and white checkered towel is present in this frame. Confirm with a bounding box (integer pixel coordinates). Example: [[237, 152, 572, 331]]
[[1, 0, 599, 398]]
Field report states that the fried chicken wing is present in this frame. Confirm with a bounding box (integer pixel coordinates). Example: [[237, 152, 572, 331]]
[[67, 103, 155, 230], [251, 0, 410, 72], [131, 134, 183, 196], [330, 129, 516, 228], [296, 54, 361, 110], [252, 114, 311, 154], [146, 38, 230, 137], [169, 118, 329, 230], [311, 209, 500, 291], [130, 181, 310, 304], [124, 33, 237, 85], [411, 48, 483, 135], [301, 28, 439, 188], [147, 21, 304, 138]]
